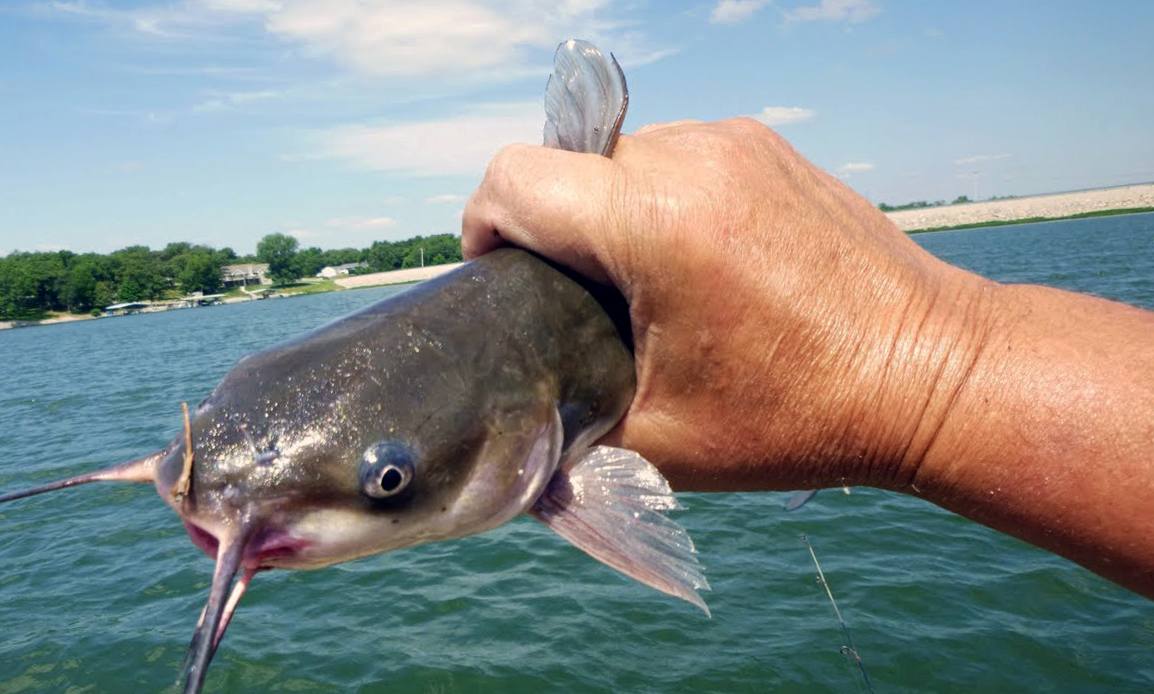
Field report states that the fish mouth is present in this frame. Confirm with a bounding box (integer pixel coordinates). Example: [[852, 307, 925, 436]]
[[177, 518, 314, 694], [183, 521, 220, 558], [182, 520, 311, 568]]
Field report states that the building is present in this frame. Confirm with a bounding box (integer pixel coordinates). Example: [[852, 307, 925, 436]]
[[316, 262, 368, 279], [173, 293, 225, 308], [222, 263, 269, 287], [104, 301, 150, 316]]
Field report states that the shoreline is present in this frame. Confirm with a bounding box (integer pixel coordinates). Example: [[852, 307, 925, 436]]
[[0, 313, 97, 331], [333, 262, 463, 289], [0, 266, 464, 332], [885, 183, 1154, 232], [904, 206, 1154, 234], [6, 185, 1152, 331]]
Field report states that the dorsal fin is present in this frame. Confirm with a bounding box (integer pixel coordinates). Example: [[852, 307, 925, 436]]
[[543, 39, 628, 157]]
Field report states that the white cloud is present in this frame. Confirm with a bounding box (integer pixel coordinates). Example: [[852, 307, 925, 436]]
[[710, 0, 770, 25], [202, 0, 280, 11], [425, 194, 465, 204], [263, 1, 543, 77], [45, 1, 675, 79], [613, 43, 682, 68], [192, 89, 280, 112], [785, 0, 880, 23], [79, 107, 170, 123], [309, 102, 542, 176], [324, 216, 398, 231], [45, 0, 246, 38], [837, 162, 874, 175], [125, 64, 261, 78], [752, 106, 816, 126], [955, 153, 1011, 165]]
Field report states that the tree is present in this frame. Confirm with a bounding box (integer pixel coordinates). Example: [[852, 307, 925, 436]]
[[93, 281, 115, 311], [161, 241, 192, 261], [256, 233, 302, 285], [63, 262, 98, 312], [110, 246, 167, 301], [0, 254, 42, 319], [176, 249, 225, 295], [367, 240, 402, 271], [116, 267, 149, 302], [322, 247, 364, 266], [296, 246, 325, 278], [423, 234, 462, 265]]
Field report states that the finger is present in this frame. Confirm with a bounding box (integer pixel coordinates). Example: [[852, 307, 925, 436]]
[[460, 189, 506, 260], [461, 143, 620, 286], [633, 120, 703, 137]]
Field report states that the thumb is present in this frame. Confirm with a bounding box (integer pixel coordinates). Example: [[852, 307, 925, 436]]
[[461, 142, 620, 287]]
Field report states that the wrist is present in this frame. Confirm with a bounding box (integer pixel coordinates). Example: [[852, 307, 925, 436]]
[[832, 262, 1001, 491]]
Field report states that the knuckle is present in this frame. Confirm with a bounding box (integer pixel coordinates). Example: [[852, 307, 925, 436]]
[[721, 116, 770, 139], [482, 143, 532, 185]]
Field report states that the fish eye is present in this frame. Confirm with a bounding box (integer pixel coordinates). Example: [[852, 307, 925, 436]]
[[359, 441, 416, 499]]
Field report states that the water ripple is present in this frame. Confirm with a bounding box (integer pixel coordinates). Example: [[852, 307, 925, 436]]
[[2, 219, 1153, 692]]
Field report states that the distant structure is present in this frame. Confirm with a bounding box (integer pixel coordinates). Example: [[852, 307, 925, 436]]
[[104, 301, 150, 316], [104, 294, 224, 316], [173, 293, 225, 308], [222, 263, 269, 287], [316, 262, 368, 279]]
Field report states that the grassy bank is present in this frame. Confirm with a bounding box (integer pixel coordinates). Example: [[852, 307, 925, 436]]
[[264, 278, 344, 297], [222, 278, 343, 301], [906, 206, 1154, 234]]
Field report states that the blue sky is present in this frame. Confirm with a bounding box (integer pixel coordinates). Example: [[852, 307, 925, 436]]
[[1, 0, 1152, 255]]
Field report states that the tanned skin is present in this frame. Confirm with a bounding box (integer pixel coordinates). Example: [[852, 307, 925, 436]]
[[462, 118, 1154, 600]]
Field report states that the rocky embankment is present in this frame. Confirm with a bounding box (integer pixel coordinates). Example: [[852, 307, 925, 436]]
[[334, 263, 464, 289], [885, 183, 1154, 231]]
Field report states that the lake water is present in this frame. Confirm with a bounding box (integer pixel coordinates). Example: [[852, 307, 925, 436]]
[[2, 213, 1153, 693]]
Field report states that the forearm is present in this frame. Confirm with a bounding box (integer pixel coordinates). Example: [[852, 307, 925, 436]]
[[464, 120, 1154, 597], [915, 282, 1154, 597]]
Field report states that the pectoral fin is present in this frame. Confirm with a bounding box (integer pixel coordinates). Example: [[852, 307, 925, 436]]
[[531, 445, 710, 615], [785, 489, 819, 511]]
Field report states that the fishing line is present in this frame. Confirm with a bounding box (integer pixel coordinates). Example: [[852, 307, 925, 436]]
[[800, 533, 876, 694]]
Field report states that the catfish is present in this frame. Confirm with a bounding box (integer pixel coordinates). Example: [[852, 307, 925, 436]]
[[0, 40, 707, 694]]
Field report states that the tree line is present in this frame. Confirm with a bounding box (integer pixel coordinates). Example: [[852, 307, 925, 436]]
[[878, 196, 971, 212], [0, 233, 463, 321], [256, 233, 462, 285]]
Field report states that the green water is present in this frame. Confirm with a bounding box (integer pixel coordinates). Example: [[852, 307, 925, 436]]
[[2, 213, 1153, 693]]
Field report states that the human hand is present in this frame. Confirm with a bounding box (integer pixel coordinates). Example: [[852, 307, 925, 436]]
[[462, 118, 991, 493]]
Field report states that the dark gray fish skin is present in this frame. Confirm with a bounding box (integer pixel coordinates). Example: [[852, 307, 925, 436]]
[[157, 248, 634, 571]]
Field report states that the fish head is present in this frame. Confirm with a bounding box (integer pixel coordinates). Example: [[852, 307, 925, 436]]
[[155, 324, 563, 574], [141, 311, 567, 693]]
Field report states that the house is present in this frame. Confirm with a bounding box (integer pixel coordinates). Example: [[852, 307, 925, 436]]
[[104, 301, 150, 316], [316, 262, 368, 279], [222, 263, 269, 287], [173, 293, 225, 308]]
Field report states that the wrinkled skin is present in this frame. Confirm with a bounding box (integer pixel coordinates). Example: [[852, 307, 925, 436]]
[[462, 117, 1154, 600]]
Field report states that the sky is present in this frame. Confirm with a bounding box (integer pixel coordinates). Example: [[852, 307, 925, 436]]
[[1, 0, 1152, 256]]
